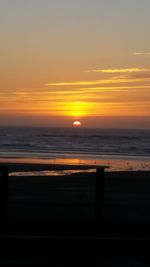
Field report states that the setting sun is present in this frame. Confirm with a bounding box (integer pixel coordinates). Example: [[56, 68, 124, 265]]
[[73, 121, 81, 127]]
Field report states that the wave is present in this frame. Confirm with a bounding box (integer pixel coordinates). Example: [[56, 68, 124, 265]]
[[0, 127, 150, 158]]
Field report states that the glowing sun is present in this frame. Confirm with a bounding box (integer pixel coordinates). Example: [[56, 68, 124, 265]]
[[73, 121, 81, 127]]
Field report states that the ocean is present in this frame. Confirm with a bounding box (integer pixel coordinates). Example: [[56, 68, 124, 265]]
[[0, 126, 150, 172]]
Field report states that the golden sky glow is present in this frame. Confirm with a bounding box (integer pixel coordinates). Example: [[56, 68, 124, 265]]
[[0, 1, 150, 128]]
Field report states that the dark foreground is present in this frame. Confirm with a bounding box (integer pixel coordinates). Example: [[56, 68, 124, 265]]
[[1, 223, 150, 266], [2, 220, 150, 266], [1, 167, 150, 266]]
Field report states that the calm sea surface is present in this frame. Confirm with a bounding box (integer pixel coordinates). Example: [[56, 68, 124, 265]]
[[0, 126, 150, 172]]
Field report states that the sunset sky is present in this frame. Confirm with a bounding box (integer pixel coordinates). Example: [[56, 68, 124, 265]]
[[0, 0, 150, 128]]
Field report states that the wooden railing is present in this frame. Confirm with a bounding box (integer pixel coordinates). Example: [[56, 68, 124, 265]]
[[0, 165, 106, 223], [0, 166, 8, 222]]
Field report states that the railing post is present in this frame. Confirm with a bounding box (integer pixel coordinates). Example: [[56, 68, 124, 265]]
[[0, 166, 8, 222], [96, 167, 105, 223]]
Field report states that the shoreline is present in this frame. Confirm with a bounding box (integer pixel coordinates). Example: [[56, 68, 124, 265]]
[[0, 154, 150, 174], [1, 150, 150, 160]]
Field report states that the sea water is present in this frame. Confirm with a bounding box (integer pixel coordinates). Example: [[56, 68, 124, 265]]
[[0, 126, 150, 172]]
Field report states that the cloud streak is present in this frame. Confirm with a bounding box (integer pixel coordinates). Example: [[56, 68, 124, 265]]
[[85, 68, 150, 73], [46, 76, 150, 87], [132, 52, 150, 56]]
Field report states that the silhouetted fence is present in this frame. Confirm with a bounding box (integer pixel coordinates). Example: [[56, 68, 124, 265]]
[[0, 165, 106, 223], [96, 167, 105, 222], [0, 166, 8, 222]]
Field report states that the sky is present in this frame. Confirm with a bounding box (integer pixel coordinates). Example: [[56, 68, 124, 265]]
[[0, 0, 150, 128]]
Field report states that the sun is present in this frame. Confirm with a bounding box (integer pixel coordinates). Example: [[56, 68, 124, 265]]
[[73, 121, 81, 127]]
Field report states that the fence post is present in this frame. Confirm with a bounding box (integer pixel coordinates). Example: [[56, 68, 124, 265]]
[[0, 166, 8, 222], [96, 167, 105, 223]]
